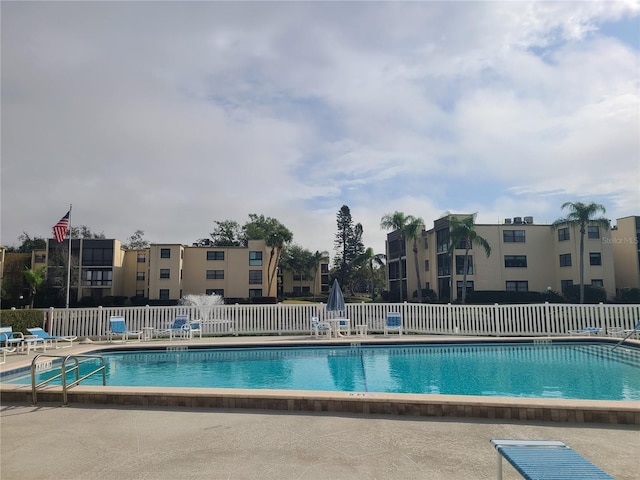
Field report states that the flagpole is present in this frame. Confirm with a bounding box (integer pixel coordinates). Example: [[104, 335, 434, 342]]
[[65, 204, 72, 309]]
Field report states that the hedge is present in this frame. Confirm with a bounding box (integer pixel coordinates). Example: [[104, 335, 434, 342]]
[[0, 309, 45, 334]]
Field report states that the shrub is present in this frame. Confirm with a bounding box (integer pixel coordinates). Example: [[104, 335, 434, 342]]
[[0, 309, 44, 334], [614, 288, 640, 304], [562, 285, 607, 304]]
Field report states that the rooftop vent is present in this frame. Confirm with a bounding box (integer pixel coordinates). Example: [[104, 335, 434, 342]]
[[513, 217, 523, 224], [504, 218, 512, 224], [524, 216, 534, 224]]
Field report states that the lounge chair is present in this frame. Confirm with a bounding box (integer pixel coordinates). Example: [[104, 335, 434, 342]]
[[188, 320, 202, 339], [606, 326, 625, 337], [0, 326, 25, 350], [384, 312, 403, 336], [623, 320, 640, 339], [568, 326, 602, 336], [27, 327, 77, 349], [490, 439, 614, 480], [157, 315, 189, 340], [311, 317, 331, 338], [107, 316, 142, 343], [0, 346, 17, 364]]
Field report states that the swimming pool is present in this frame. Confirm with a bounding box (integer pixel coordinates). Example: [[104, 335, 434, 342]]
[[8, 342, 640, 401]]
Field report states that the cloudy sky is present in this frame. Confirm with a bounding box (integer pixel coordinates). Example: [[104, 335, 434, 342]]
[[2, 1, 638, 257]]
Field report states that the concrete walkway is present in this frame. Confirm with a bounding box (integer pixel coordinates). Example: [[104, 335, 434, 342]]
[[1, 403, 638, 480]]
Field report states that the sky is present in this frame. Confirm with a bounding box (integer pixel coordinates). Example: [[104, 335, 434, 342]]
[[2, 1, 639, 258]]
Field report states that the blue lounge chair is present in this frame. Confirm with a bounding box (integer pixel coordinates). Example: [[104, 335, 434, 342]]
[[568, 326, 602, 336], [0, 327, 24, 350], [384, 312, 403, 336], [157, 315, 189, 340], [107, 316, 142, 343], [311, 317, 331, 338], [0, 346, 17, 364], [27, 327, 77, 350], [490, 439, 614, 480]]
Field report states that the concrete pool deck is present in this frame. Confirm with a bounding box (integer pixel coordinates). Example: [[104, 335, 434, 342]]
[[1, 335, 639, 426], [1, 402, 639, 480]]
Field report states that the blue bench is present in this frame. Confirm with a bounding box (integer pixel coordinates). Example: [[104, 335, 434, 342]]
[[490, 439, 614, 480]]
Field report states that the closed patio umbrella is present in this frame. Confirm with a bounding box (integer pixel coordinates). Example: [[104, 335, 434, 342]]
[[326, 279, 345, 316]]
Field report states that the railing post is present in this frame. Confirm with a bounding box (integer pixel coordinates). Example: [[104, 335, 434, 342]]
[[97, 306, 103, 341]]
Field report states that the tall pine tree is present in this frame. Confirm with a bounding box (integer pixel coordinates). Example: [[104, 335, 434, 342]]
[[333, 205, 364, 289]]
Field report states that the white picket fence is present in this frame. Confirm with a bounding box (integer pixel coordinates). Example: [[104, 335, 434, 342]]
[[44, 302, 640, 339]]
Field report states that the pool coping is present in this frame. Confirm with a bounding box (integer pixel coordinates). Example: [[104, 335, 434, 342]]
[[2, 335, 639, 425]]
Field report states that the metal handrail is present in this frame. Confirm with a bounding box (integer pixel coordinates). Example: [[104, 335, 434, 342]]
[[31, 354, 106, 406]]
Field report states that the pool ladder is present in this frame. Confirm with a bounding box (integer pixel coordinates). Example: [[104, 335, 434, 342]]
[[30, 354, 106, 406]]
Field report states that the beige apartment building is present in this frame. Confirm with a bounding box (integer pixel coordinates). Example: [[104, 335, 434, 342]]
[[611, 216, 640, 290], [386, 215, 623, 302], [13, 239, 328, 305]]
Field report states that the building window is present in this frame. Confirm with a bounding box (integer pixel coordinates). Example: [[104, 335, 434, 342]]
[[506, 281, 529, 292], [34, 254, 46, 263], [504, 255, 527, 268], [82, 247, 113, 266], [160, 248, 171, 259], [82, 269, 113, 286], [437, 255, 450, 276], [249, 270, 262, 285], [207, 251, 224, 261], [587, 226, 600, 239], [248, 289, 263, 297], [561, 280, 573, 292], [589, 252, 602, 265], [205, 289, 224, 296], [591, 279, 604, 287], [137, 253, 146, 263], [424, 260, 429, 272], [249, 251, 263, 266], [135, 290, 145, 297], [503, 230, 525, 243], [558, 228, 570, 241], [159, 289, 170, 300], [456, 280, 474, 299], [160, 269, 170, 279], [455, 255, 473, 275], [559, 254, 572, 267], [136, 272, 145, 281], [206, 270, 224, 280]]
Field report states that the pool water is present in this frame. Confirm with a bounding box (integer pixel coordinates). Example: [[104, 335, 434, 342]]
[[8, 343, 640, 401]]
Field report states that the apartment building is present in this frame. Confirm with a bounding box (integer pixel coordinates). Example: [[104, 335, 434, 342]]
[[611, 216, 640, 290], [386, 215, 620, 301], [15, 239, 327, 305]]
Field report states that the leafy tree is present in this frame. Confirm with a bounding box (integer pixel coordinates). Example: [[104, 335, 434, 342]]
[[281, 245, 315, 293], [380, 211, 422, 302], [448, 214, 491, 304], [552, 201, 609, 303], [23, 265, 46, 308], [208, 220, 244, 246], [123, 230, 150, 250], [69, 225, 105, 239], [7, 232, 47, 253], [243, 214, 293, 297], [333, 205, 364, 289]]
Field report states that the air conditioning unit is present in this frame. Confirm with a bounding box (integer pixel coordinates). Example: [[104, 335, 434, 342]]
[[504, 218, 512, 224], [513, 217, 523, 224], [524, 216, 534, 224]]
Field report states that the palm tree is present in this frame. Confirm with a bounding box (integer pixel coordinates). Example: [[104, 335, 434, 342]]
[[357, 247, 386, 300], [448, 214, 491, 304], [552, 201, 609, 303], [310, 251, 328, 300], [380, 212, 424, 302], [23, 265, 46, 309]]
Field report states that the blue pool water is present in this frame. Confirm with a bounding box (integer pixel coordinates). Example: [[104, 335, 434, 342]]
[[7, 343, 640, 401]]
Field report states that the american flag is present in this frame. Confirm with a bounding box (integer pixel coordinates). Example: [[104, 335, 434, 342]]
[[53, 211, 70, 242]]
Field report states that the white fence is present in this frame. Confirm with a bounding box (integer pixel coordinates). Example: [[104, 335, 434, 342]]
[[44, 303, 640, 339]]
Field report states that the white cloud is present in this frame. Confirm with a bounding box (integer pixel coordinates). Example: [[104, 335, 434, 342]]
[[2, 1, 638, 257]]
